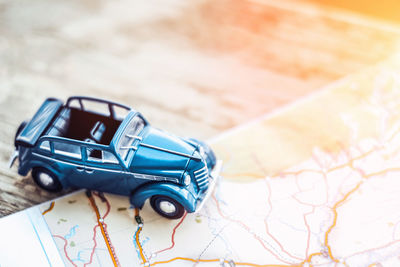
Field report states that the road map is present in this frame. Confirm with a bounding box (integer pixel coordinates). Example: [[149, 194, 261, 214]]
[[2, 56, 400, 266]]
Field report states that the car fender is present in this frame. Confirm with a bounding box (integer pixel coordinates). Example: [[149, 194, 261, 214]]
[[19, 159, 69, 188], [130, 182, 197, 213]]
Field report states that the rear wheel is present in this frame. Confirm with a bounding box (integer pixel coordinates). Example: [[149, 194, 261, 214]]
[[32, 168, 63, 192], [150, 195, 185, 219]]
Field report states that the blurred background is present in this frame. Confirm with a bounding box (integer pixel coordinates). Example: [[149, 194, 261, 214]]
[[308, 0, 400, 22], [1, 0, 400, 215]]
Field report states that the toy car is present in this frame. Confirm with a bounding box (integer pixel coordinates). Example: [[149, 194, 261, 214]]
[[10, 96, 222, 219]]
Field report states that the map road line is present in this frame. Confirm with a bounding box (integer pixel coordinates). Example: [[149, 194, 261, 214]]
[[135, 226, 147, 264], [211, 194, 297, 265], [156, 212, 187, 255], [324, 181, 363, 263], [42, 202, 55, 216], [87, 191, 120, 267], [53, 235, 77, 267], [150, 256, 298, 267], [134, 208, 148, 265], [83, 225, 99, 267]]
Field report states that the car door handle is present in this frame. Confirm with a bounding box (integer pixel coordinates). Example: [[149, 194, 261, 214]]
[[85, 168, 94, 174], [76, 166, 85, 172]]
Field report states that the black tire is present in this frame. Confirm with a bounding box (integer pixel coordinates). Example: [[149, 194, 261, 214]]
[[150, 195, 185, 219], [32, 167, 63, 192], [14, 120, 28, 148]]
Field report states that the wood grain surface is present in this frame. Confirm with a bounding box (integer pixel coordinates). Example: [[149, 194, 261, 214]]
[[1, 0, 400, 216]]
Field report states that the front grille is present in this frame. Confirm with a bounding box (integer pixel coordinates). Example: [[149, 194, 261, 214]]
[[194, 165, 209, 191]]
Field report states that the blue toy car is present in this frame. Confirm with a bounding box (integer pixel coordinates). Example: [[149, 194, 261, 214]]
[[10, 96, 221, 219]]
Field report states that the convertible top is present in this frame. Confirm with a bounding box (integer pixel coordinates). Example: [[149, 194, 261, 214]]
[[16, 96, 133, 148], [15, 98, 63, 147]]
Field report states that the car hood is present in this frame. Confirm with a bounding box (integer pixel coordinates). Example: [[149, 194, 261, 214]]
[[129, 127, 198, 178]]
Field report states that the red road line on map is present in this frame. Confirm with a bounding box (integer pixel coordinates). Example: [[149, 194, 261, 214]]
[[252, 154, 305, 262], [245, 155, 304, 262], [223, 134, 400, 266], [344, 238, 400, 259], [83, 225, 99, 267], [151, 257, 296, 267], [87, 192, 120, 267], [155, 212, 187, 255], [291, 185, 319, 260], [232, 130, 399, 181], [212, 194, 295, 265], [270, 146, 378, 182], [42, 201, 55, 215], [84, 193, 113, 267], [293, 169, 329, 207], [262, 179, 303, 262], [387, 127, 400, 143], [263, 221, 303, 262], [364, 167, 400, 179], [322, 167, 400, 263], [303, 207, 315, 259], [290, 168, 326, 260], [53, 235, 77, 267], [228, 153, 369, 180], [325, 181, 363, 263], [298, 181, 363, 265], [94, 192, 112, 218]]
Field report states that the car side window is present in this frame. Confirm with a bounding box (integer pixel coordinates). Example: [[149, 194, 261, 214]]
[[39, 140, 50, 151], [87, 148, 119, 164], [53, 142, 82, 159]]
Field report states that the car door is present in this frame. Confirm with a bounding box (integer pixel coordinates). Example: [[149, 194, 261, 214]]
[[77, 147, 129, 195], [49, 141, 86, 183]]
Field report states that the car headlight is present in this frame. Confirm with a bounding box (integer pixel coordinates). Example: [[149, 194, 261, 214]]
[[184, 174, 191, 186]]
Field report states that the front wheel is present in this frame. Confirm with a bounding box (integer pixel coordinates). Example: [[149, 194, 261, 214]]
[[32, 167, 63, 192], [150, 195, 185, 219]]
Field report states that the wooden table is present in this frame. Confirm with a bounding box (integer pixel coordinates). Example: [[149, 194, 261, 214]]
[[1, 0, 400, 216]]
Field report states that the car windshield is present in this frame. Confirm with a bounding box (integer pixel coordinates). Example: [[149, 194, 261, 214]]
[[116, 115, 145, 160]]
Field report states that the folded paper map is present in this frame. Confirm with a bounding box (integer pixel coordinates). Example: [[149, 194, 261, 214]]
[[2, 56, 400, 266]]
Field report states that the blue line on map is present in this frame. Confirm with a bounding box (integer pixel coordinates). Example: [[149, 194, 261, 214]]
[[64, 225, 79, 240], [27, 212, 52, 267], [72, 248, 106, 263], [95, 249, 102, 267], [142, 236, 150, 246], [39, 209, 65, 266], [208, 215, 232, 255], [214, 185, 227, 206], [132, 228, 142, 260], [71, 258, 85, 263], [277, 219, 307, 233], [71, 250, 85, 262]]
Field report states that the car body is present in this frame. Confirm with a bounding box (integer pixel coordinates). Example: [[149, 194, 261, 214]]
[[11, 96, 222, 219]]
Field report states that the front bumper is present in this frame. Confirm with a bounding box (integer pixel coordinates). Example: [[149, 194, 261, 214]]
[[195, 160, 223, 213]]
